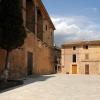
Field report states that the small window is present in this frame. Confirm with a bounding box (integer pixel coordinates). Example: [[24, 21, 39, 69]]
[[83, 45, 88, 49], [46, 25, 47, 31], [72, 54, 76, 62], [73, 46, 76, 50], [85, 54, 89, 60]]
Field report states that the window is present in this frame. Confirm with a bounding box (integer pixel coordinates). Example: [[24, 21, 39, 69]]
[[72, 54, 76, 62], [46, 25, 47, 31], [73, 46, 76, 50], [85, 54, 89, 60], [83, 45, 88, 49]]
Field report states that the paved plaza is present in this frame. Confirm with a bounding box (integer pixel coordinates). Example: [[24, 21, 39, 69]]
[[0, 74, 100, 100]]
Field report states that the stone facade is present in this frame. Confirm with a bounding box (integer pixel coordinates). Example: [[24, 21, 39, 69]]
[[61, 40, 100, 75], [0, 0, 55, 79]]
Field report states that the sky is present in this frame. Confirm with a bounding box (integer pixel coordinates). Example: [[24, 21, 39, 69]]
[[42, 0, 100, 46]]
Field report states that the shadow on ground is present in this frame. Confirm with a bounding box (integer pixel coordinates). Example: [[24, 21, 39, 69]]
[[0, 74, 55, 93]]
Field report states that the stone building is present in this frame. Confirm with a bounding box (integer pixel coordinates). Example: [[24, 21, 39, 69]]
[[61, 40, 100, 75], [0, 0, 55, 79]]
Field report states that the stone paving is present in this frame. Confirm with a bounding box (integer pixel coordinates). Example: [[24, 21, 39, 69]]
[[0, 74, 100, 100]]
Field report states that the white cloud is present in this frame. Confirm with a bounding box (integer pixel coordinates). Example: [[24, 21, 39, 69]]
[[51, 16, 100, 45], [85, 8, 98, 13], [92, 8, 97, 12]]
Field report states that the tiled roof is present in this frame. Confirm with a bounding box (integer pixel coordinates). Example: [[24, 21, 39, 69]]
[[62, 40, 100, 48]]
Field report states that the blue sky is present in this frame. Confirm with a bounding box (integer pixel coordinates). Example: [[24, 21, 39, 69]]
[[42, 0, 100, 45]]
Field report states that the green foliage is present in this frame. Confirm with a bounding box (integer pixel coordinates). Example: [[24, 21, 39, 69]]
[[0, 0, 26, 51]]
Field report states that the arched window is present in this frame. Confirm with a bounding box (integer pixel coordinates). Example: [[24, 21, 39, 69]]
[[26, 0, 35, 32], [37, 9, 43, 41]]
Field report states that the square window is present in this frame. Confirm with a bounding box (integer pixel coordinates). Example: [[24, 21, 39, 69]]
[[85, 54, 89, 60], [83, 45, 88, 49], [73, 46, 76, 50]]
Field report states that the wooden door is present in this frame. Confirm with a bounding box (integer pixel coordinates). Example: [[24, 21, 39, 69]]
[[72, 64, 77, 74], [27, 52, 33, 75], [85, 64, 89, 74]]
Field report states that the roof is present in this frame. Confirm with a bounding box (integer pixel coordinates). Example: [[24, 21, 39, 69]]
[[62, 40, 100, 48], [36, 0, 55, 30]]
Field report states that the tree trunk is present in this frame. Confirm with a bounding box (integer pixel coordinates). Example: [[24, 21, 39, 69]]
[[4, 50, 10, 82], [5, 50, 9, 70]]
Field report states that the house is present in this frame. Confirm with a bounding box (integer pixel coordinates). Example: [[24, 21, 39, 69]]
[[0, 0, 55, 79], [61, 40, 100, 75]]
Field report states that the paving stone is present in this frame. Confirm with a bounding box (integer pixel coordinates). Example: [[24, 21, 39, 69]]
[[0, 74, 100, 100]]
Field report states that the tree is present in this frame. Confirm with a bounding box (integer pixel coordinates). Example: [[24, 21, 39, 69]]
[[0, 0, 26, 81]]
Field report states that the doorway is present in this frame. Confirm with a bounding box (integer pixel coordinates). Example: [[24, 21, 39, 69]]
[[72, 64, 77, 74], [85, 64, 89, 74], [27, 52, 33, 75]]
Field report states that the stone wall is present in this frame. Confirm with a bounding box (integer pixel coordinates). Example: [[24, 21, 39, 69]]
[[0, 32, 54, 79]]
